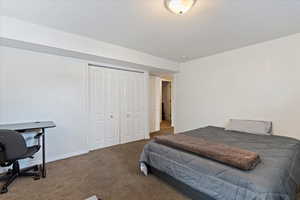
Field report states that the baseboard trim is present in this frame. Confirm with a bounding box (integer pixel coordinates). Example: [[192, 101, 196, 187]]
[[0, 150, 89, 173], [47, 150, 89, 163]]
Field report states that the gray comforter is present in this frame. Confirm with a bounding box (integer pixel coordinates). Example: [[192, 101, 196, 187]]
[[140, 126, 300, 200]]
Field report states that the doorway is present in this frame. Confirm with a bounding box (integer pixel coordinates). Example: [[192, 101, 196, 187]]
[[149, 76, 174, 138], [161, 80, 172, 129]]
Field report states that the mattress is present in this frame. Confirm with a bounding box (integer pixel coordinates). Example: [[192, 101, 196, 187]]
[[140, 126, 300, 200]]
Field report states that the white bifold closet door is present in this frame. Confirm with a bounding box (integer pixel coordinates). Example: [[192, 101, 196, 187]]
[[89, 67, 120, 150], [89, 66, 146, 150], [119, 70, 145, 144]]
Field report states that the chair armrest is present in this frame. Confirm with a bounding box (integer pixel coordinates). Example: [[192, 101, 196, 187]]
[[0, 143, 6, 165], [0, 143, 4, 152], [34, 132, 44, 139]]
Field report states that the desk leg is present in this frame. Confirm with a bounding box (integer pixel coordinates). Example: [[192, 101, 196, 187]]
[[42, 128, 46, 178]]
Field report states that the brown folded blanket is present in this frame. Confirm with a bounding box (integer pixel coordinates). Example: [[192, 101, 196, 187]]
[[154, 134, 261, 170]]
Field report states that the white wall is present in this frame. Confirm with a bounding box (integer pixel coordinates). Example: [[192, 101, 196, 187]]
[[0, 46, 89, 168], [0, 45, 149, 170], [176, 33, 300, 140]]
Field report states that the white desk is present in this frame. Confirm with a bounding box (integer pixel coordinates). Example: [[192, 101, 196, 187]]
[[0, 121, 56, 178]]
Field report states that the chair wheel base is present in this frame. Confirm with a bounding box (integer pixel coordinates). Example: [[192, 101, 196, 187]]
[[0, 187, 8, 194], [6, 169, 12, 175], [34, 165, 39, 172], [0, 164, 43, 194]]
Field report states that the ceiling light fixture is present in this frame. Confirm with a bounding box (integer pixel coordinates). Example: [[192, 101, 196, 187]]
[[164, 0, 197, 15]]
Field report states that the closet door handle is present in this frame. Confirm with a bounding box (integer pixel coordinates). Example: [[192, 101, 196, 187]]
[[110, 115, 114, 119]]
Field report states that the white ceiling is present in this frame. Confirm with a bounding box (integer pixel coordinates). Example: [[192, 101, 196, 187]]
[[1, 0, 300, 62]]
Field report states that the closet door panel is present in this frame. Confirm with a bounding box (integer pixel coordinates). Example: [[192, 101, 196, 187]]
[[89, 67, 120, 150], [120, 71, 134, 144], [119, 72, 126, 144], [120, 71, 145, 143], [89, 67, 105, 150], [103, 69, 120, 148], [134, 74, 146, 141]]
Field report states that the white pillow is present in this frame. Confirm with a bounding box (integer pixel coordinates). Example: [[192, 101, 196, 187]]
[[225, 119, 272, 135]]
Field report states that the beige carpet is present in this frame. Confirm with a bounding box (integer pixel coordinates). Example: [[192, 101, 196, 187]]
[[150, 126, 174, 138], [0, 139, 187, 200], [160, 120, 172, 129]]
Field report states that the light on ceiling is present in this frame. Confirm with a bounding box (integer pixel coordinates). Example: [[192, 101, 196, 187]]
[[164, 0, 197, 15]]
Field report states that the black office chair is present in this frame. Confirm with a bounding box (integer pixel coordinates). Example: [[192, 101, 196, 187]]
[[0, 129, 41, 194]]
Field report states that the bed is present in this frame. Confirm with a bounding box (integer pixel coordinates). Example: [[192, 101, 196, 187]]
[[140, 126, 300, 200]]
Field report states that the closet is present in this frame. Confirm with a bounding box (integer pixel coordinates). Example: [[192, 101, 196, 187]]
[[88, 65, 146, 150]]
